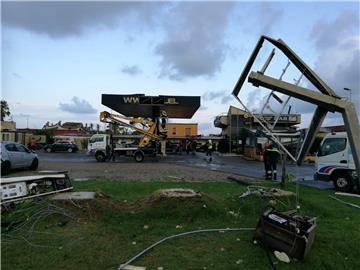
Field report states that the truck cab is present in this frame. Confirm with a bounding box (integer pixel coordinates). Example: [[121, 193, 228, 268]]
[[87, 134, 111, 162], [315, 132, 358, 192], [87, 134, 156, 163]]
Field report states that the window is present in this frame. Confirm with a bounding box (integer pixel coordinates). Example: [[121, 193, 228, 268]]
[[2, 133, 10, 141], [319, 138, 347, 156], [16, 144, 28, 153], [172, 127, 176, 135], [89, 137, 104, 143], [185, 128, 191, 136], [5, 144, 18, 152]]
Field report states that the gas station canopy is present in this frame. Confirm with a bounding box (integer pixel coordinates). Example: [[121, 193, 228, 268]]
[[102, 94, 201, 119]]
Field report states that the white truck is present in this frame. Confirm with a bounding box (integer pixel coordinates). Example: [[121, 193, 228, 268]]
[[87, 134, 159, 163], [315, 132, 358, 192]]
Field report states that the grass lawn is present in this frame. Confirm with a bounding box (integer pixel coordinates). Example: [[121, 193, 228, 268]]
[[2, 180, 360, 270]]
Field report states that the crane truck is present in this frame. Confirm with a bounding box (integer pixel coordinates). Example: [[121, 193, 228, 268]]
[[87, 111, 167, 162]]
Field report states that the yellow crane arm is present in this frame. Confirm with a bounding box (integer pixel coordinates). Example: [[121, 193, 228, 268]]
[[99, 111, 162, 146]]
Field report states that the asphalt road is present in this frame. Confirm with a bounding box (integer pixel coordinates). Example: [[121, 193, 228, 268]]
[[31, 150, 316, 180], [6, 150, 333, 188]]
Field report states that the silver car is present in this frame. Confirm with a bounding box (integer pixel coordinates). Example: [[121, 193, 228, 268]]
[[1, 141, 39, 175]]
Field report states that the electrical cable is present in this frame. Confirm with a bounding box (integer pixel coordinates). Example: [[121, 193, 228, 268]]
[[117, 227, 255, 270], [258, 205, 277, 270]]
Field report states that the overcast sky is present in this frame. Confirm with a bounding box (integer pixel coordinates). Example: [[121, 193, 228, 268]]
[[1, 1, 359, 134]]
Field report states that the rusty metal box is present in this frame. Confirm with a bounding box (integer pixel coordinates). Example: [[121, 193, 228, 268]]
[[253, 208, 316, 260]]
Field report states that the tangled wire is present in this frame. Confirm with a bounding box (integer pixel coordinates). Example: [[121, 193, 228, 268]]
[[1, 199, 77, 248]]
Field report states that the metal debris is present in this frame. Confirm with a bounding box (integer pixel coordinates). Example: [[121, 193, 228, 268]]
[[50, 192, 95, 201], [239, 186, 295, 199], [334, 192, 360, 199], [329, 195, 360, 209], [153, 189, 201, 198]]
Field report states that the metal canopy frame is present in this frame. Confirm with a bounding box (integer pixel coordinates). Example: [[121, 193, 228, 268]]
[[232, 35, 360, 178]]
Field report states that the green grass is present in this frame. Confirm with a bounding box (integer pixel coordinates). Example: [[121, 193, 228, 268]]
[[2, 180, 360, 270]]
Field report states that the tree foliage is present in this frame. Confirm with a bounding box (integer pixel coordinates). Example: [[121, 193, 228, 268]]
[[1, 100, 10, 121]]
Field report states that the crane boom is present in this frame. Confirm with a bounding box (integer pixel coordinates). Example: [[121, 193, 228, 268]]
[[99, 111, 166, 146]]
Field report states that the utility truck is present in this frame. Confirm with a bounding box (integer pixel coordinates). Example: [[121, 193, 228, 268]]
[[87, 133, 160, 162], [87, 111, 167, 162], [315, 132, 358, 192]]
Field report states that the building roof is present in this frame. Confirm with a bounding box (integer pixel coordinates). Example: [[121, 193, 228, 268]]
[[62, 122, 84, 130]]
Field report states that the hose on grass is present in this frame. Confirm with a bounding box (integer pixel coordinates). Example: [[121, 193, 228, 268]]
[[117, 227, 255, 270]]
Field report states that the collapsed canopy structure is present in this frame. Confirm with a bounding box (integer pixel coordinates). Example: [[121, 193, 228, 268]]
[[231, 35, 359, 177], [102, 94, 200, 119]]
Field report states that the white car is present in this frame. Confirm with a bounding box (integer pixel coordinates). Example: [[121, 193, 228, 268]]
[[1, 141, 39, 175]]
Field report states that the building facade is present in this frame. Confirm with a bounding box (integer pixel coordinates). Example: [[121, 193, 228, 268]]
[[214, 106, 301, 159], [0, 121, 16, 142], [166, 123, 198, 138]]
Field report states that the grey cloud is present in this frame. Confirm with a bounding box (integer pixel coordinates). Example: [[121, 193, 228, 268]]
[[221, 95, 233, 105], [12, 72, 22, 79], [59, 97, 97, 114], [238, 3, 283, 36], [2, 2, 161, 38], [246, 89, 263, 111], [202, 90, 226, 101], [310, 10, 358, 50], [121, 65, 142, 76], [13, 113, 30, 118], [306, 10, 359, 115], [258, 2, 283, 35], [198, 122, 217, 135], [155, 2, 234, 80], [273, 10, 360, 118], [198, 106, 208, 111]]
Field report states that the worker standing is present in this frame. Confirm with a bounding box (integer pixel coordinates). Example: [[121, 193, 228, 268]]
[[265, 143, 280, 180], [206, 140, 213, 162], [186, 139, 191, 154], [262, 143, 270, 178]]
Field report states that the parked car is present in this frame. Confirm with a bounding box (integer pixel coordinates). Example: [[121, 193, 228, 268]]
[[43, 141, 78, 153], [1, 141, 39, 175]]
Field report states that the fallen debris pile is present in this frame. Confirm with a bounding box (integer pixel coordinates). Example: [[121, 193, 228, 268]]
[[239, 186, 295, 198], [152, 188, 201, 199]]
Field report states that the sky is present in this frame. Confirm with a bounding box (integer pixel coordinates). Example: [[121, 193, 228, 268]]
[[1, 0, 359, 135]]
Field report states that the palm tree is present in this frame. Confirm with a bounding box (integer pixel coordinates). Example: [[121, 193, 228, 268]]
[[1, 100, 10, 121]]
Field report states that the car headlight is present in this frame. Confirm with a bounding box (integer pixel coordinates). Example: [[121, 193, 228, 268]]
[[351, 171, 358, 179]]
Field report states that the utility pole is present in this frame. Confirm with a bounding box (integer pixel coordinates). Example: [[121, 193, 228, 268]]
[[344, 88, 351, 102], [281, 151, 287, 188]]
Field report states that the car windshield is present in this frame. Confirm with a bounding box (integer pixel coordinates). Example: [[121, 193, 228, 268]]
[[319, 138, 347, 156], [89, 137, 104, 143]]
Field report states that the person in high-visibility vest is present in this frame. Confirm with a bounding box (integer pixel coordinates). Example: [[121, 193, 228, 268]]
[[264, 143, 280, 180], [262, 143, 270, 178]]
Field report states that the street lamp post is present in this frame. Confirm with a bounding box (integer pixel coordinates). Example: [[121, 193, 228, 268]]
[[343, 87, 351, 103]]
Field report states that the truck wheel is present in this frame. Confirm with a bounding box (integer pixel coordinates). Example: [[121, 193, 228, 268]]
[[333, 173, 353, 193], [1, 161, 11, 175], [134, 151, 144, 162], [95, 152, 106, 162]]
